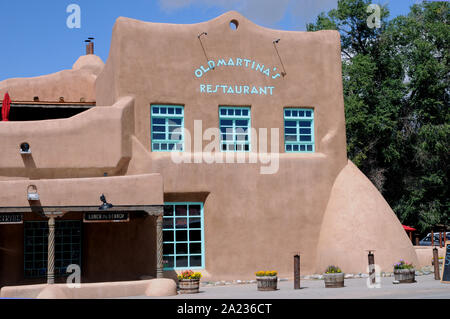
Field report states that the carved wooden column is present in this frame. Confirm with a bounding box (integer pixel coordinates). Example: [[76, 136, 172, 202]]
[[44, 212, 65, 285], [47, 216, 56, 284], [156, 215, 164, 278]]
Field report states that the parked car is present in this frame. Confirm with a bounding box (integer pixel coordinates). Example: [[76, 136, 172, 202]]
[[419, 232, 450, 246]]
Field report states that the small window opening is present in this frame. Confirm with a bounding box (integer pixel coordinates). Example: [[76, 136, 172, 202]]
[[230, 20, 239, 30]]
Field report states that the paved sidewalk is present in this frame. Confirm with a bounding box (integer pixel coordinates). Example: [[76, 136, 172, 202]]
[[126, 275, 450, 299]]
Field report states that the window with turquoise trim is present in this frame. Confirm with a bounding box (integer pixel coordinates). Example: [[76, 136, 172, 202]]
[[162, 203, 205, 270], [24, 220, 82, 278], [284, 108, 315, 153], [219, 106, 251, 152], [151, 105, 184, 152]]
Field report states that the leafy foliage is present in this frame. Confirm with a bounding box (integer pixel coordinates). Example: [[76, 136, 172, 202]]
[[178, 270, 202, 280], [393, 260, 414, 270], [255, 271, 278, 277], [325, 265, 342, 274], [307, 0, 449, 233]]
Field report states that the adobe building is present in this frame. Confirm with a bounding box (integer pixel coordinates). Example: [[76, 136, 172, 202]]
[[0, 11, 419, 288]]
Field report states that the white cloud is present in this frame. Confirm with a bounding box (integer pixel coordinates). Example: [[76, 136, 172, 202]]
[[158, 0, 290, 26], [158, 0, 338, 29], [290, 0, 338, 28]]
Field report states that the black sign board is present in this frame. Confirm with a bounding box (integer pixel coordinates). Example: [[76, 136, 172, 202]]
[[442, 243, 450, 283], [83, 212, 129, 223], [0, 213, 23, 225]]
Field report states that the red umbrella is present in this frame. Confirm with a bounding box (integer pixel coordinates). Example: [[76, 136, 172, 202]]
[[402, 225, 416, 232], [2, 92, 11, 121]]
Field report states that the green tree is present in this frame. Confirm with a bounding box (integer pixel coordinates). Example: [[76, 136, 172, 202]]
[[307, 0, 449, 232]]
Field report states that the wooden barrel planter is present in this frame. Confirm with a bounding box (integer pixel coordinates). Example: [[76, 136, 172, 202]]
[[394, 269, 415, 283], [323, 273, 345, 288], [178, 279, 200, 294], [256, 276, 278, 291]]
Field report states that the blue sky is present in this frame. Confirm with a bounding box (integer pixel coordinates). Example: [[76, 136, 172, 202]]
[[0, 0, 420, 81]]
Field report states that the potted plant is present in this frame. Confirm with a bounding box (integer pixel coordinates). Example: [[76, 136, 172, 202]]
[[255, 271, 278, 291], [177, 270, 202, 294], [393, 260, 415, 283], [323, 265, 345, 288]]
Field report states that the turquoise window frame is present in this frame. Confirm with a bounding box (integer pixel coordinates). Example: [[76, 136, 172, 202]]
[[151, 105, 184, 152], [219, 106, 251, 152], [284, 108, 315, 153], [24, 220, 82, 279], [162, 202, 205, 270]]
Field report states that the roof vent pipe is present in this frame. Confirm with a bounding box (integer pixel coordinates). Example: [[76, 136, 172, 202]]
[[84, 37, 95, 55]]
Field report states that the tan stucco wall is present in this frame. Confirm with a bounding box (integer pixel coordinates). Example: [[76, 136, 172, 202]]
[[0, 96, 134, 180], [93, 11, 417, 280], [316, 161, 419, 273], [0, 55, 103, 103], [0, 174, 163, 207], [0, 11, 418, 283]]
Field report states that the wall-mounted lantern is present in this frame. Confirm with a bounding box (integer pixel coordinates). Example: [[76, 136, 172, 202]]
[[99, 194, 113, 211], [27, 185, 40, 201], [20, 143, 31, 155]]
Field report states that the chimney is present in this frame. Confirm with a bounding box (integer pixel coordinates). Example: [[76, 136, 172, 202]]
[[85, 40, 91, 55], [85, 37, 95, 55]]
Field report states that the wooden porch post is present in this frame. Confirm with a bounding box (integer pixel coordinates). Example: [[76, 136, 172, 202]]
[[47, 216, 56, 284], [156, 215, 164, 279]]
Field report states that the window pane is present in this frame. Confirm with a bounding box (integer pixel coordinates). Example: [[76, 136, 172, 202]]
[[163, 256, 174, 269], [236, 120, 248, 126], [190, 230, 201, 241], [175, 218, 188, 229], [284, 109, 314, 153], [169, 118, 182, 125], [299, 121, 311, 127], [152, 118, 165, 125], [300, 136, 312, 142], [299, 128, 311, 135], [285, 120, 296, 127], [164, 205, 174, 216], [176, 230, 188, 242], [190, 243, 202, 254], [176, 256, 188, 268], [164, 203, 204, 270], [151, 106, 184, 152], [175, 205, 188, 216], [285, 128, 296, 134], [189, 205, 201, 216], [163, 218, 174, 229], [163, 231, 174, 242], [153, 133, 166, 140], [152, 126, 165, 132], [189, 218, 201, 229], [163, 243, 174, 255], [176, 243, 188, 254], [286, 135, 297, 142], [190, 255, 202, 267]]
